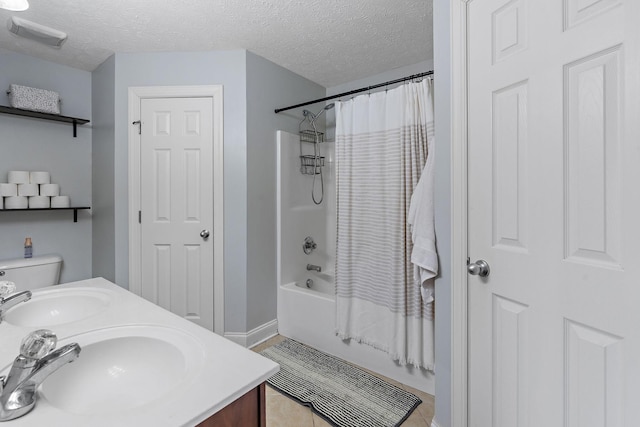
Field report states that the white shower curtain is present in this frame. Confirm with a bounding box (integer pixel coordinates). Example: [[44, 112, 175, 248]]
[[335, 78, 436, 369]]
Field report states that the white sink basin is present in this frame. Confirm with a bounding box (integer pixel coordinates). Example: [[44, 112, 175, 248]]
[[39, 325, 205, 415], [3, 288, 113, 327]]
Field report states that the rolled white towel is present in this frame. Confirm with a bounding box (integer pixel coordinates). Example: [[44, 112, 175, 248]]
[[0, 183, 17, 197], [18, 183, 39, 197]]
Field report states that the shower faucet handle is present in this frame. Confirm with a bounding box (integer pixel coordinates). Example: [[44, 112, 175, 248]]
[[303, 236, 317, 255]]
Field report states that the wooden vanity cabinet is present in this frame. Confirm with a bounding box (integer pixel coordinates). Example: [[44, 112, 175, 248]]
[[196, 383, 266, 427]]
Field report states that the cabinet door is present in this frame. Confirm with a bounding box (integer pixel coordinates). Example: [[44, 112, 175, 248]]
[[196, 383, 265, 427]]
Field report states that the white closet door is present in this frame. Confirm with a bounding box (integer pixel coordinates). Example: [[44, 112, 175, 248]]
[[139, 97, 215, 331]]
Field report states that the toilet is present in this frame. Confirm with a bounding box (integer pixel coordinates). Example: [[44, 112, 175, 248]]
[[0, 255, 63, 291]]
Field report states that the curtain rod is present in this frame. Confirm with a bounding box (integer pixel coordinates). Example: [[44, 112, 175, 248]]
[[274, 70, 434, 114]]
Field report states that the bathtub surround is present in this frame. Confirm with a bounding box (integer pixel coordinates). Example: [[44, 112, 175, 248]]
[[334, 79, 435, 369], [260, 338, 422, 427]]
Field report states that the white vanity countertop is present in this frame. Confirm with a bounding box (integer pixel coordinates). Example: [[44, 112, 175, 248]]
[[0, 278, 279, 426]]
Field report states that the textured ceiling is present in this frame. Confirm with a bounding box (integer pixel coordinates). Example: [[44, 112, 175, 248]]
[[0, 0, 432, 87]]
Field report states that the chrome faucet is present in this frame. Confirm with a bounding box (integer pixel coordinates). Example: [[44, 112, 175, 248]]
[[0, 330, 81, 422], [303, 236, 317, 255], [306, 264, 322, 272], [0, 291, 31, 324]]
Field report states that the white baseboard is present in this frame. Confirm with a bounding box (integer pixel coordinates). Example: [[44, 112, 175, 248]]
[[225, 319, 278, 348], [431, 417, 441, 427]]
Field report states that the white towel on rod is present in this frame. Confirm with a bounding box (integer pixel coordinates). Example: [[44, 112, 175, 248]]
[[408, 95, 437, 304]]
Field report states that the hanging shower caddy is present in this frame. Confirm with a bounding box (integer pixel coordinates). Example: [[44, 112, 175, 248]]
[[299, 130, 324, 175], [299, 154, 325, 175], [299, 129, 324, 144]]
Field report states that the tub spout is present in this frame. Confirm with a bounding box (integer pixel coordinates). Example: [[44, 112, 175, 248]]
[[306, 264, 322, 272]]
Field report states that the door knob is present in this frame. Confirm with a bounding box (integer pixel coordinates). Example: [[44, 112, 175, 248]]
[[467, 259, 490, 277], [200, 229, 210, 240]]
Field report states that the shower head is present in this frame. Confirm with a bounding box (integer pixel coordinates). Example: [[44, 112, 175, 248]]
[[304, 103, 335, 121]]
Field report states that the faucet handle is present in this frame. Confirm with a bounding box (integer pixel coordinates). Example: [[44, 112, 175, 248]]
[[20, 330, 57, 359]]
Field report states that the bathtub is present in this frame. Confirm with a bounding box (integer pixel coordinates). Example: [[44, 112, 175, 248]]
[[277, 273, 336, 349], [292, 271, 335, 295], [277, 271, 434, 394]]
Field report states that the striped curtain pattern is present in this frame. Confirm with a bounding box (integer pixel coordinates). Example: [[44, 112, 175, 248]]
[[334, 78, 435, 369]]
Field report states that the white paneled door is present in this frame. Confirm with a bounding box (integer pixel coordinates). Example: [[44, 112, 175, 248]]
[[139, 97, 215, 331], [468, 0, 639, 426]]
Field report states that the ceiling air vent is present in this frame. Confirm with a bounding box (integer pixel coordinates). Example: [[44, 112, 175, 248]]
[[7, 16, 67, 47]]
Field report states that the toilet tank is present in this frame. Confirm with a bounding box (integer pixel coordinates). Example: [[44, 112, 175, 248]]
[[0, 255, 63, 291]]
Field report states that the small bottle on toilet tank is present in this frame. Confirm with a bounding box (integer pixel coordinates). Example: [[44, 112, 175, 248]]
[[24, 237, 32, 259]]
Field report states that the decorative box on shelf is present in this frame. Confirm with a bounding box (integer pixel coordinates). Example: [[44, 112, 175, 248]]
[[8, 84, 60, 115]]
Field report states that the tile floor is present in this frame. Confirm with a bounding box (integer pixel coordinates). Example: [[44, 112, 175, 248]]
[[252, 335, 434, 427]]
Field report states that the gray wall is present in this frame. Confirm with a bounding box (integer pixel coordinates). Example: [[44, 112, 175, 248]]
[[0, 53, 92, 283], [433, 0, 452, 424], [91, 50, 323, 334], [91, 54, 116, 282], [245, 51, 326, 332], [95, 50, 249, 332]]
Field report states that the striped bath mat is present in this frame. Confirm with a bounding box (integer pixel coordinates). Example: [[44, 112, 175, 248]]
[[259, 339, 421, 427]]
